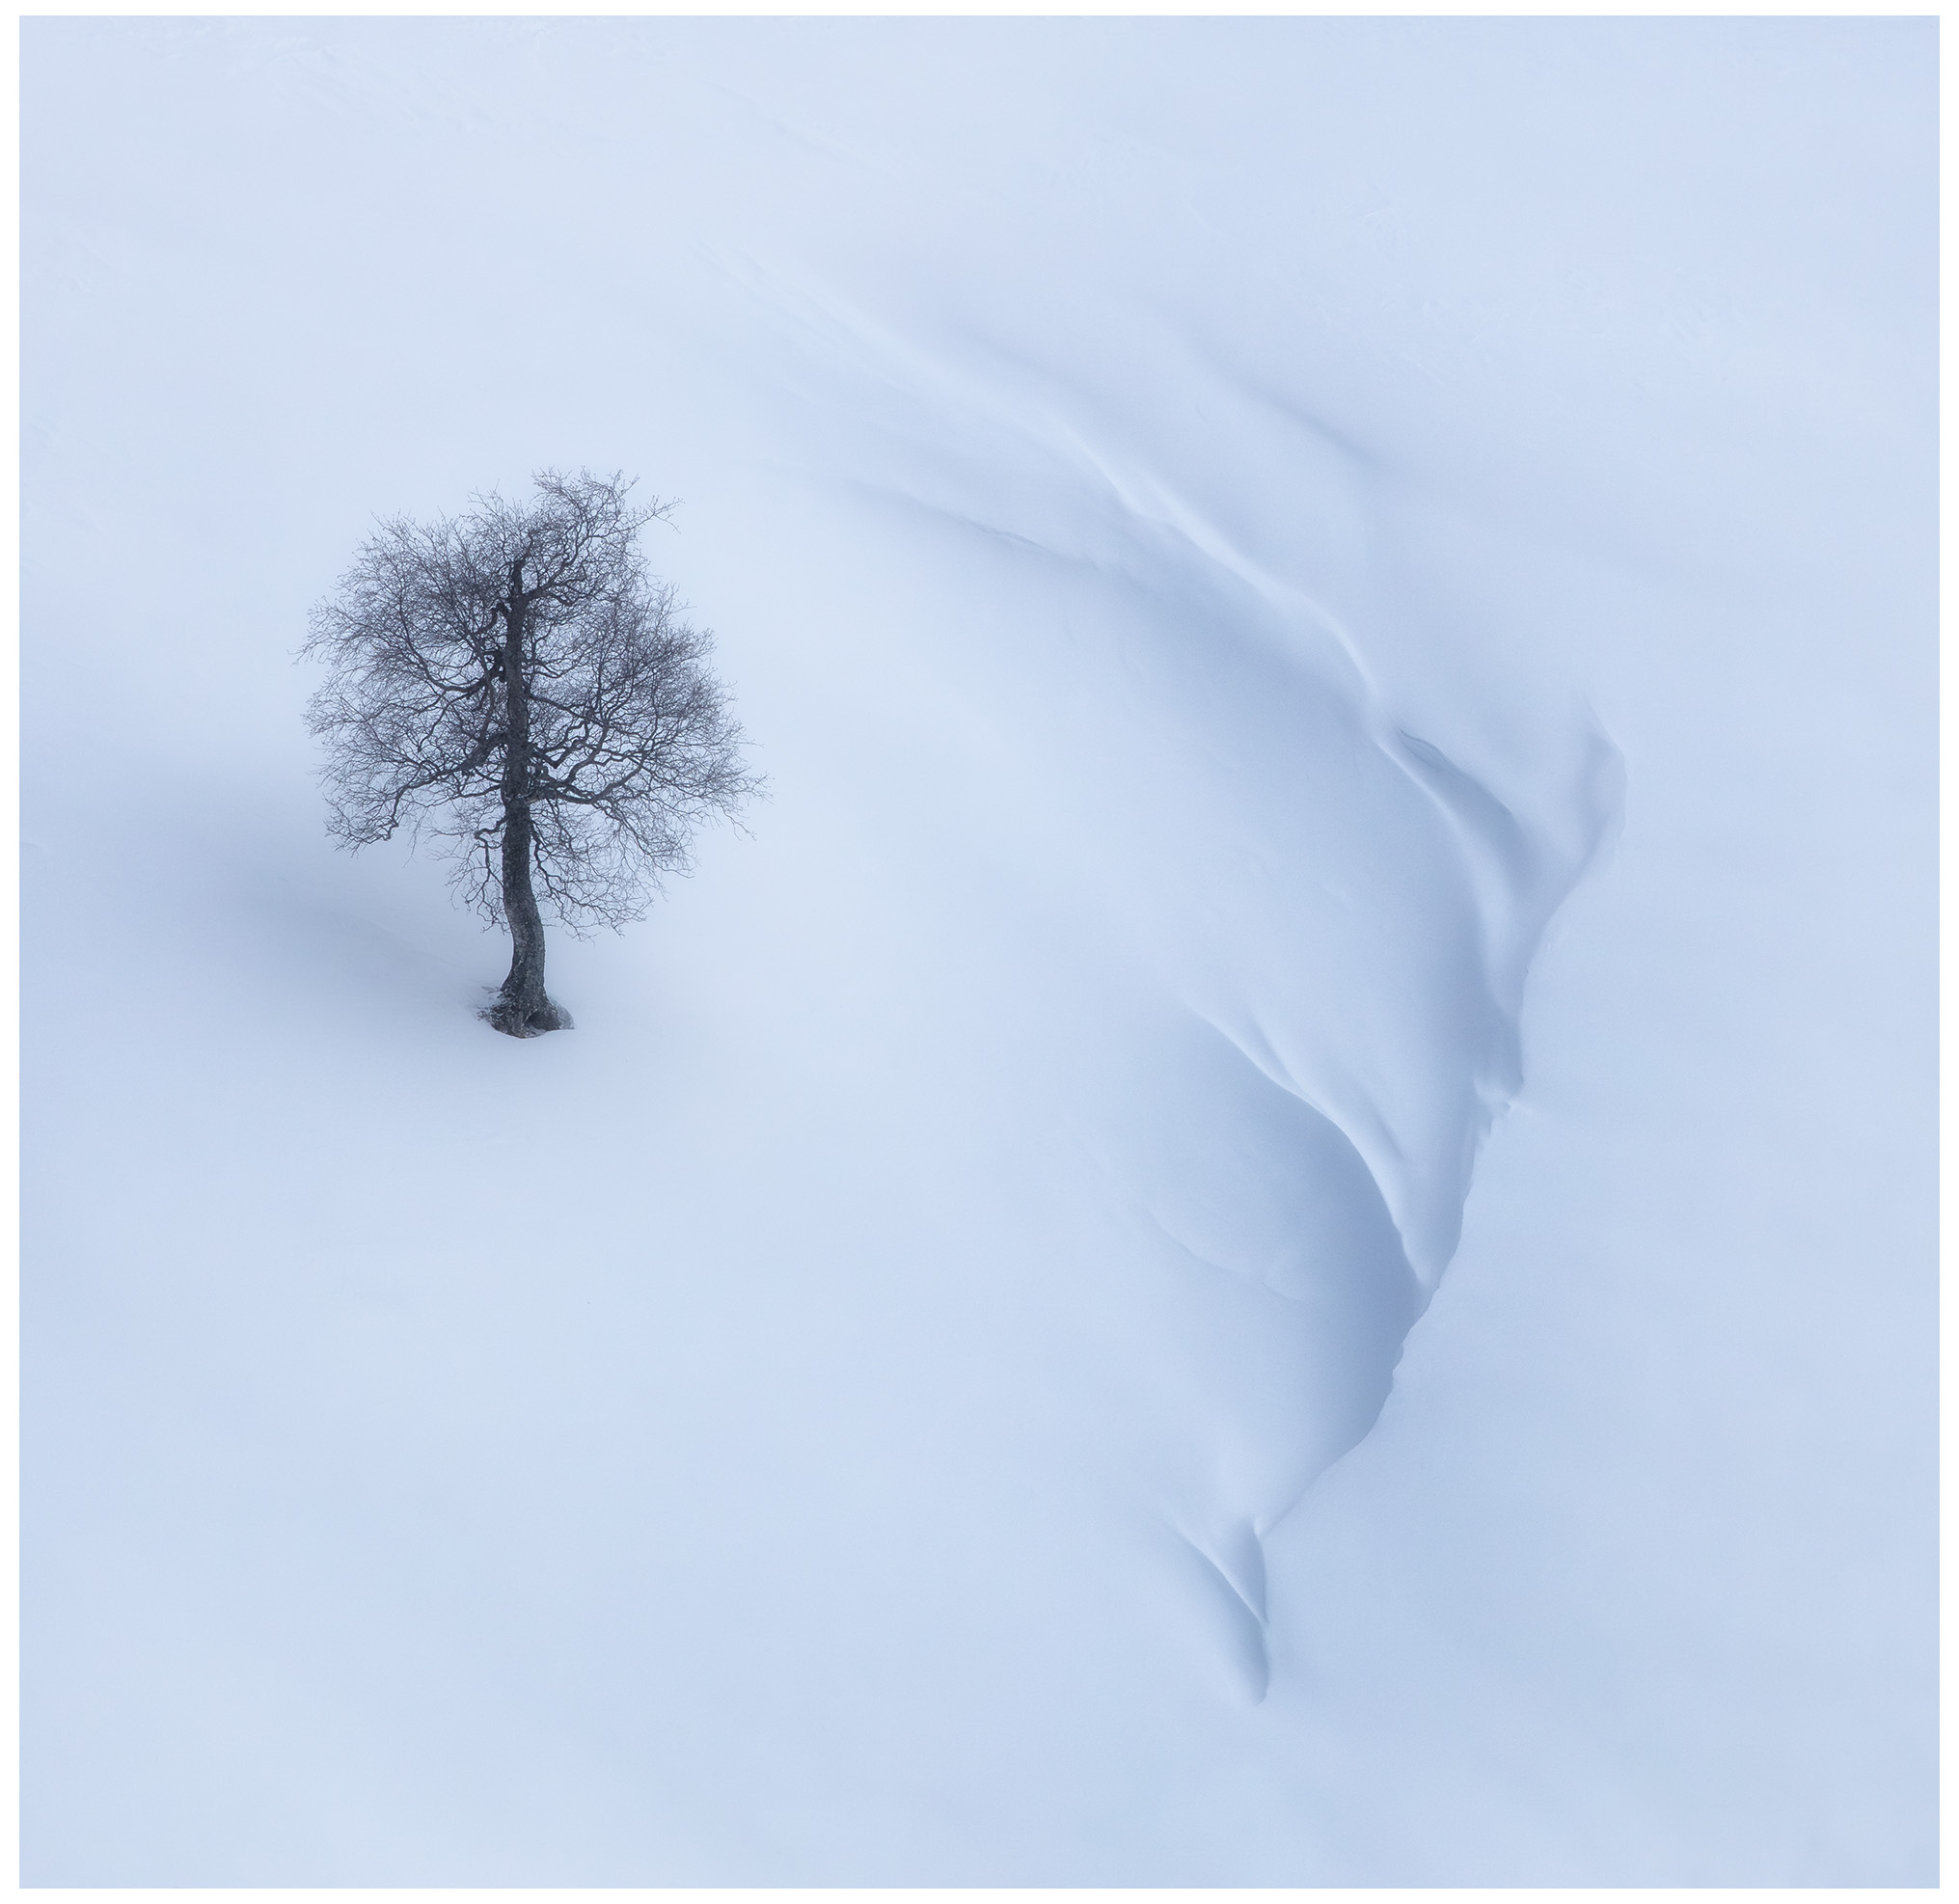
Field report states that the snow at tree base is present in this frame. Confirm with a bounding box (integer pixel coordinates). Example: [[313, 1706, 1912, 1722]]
[[22, 18, 1935, 1886]]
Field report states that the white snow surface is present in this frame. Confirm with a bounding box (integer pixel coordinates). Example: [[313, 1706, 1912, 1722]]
[[22, 17, 1935, 1886]]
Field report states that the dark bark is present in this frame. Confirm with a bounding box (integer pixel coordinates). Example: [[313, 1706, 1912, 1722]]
[[486, 564, 572, 1037]]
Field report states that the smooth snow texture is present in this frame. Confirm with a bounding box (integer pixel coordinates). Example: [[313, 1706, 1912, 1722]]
[[23, 17, 1935, 1885]]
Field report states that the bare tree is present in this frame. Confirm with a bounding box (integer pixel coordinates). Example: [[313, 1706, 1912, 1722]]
[[304, 469, 762, 1037]]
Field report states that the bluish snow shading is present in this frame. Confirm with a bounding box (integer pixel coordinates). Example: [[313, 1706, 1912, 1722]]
[[22, 16, 1934, 1885]]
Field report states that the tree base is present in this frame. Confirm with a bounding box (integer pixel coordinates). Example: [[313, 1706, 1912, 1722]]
[[481, 992, 574, 1039]]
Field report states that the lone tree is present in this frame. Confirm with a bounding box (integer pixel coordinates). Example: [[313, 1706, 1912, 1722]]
[[304, 469, 761, 1037]]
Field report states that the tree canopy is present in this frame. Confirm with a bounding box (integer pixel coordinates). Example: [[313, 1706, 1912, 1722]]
[[305, 469, 761, 1034]]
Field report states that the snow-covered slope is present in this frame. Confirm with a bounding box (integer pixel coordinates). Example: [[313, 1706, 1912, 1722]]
[[23, 18, 1935, 1884]]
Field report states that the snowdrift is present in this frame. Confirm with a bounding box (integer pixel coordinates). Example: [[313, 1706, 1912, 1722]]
[[23, 18, 1935, 1884]]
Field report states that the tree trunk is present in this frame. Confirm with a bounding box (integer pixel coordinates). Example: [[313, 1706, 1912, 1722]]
[[487, 566, 571, 1037]]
